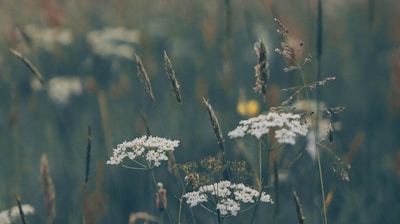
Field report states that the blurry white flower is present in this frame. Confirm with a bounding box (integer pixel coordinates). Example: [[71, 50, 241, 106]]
[[107, 136, 179, 169], [87, 27, 140, 59], [292, 100, 341, 161], [30, 76, 83, 105], [0, 204, 35, 224], [228, 112, 308, 145], [47, 77, 82, 105], [216, 198, 240, 216], [25, 24, 73, 51], [183, 181, 273, 217]]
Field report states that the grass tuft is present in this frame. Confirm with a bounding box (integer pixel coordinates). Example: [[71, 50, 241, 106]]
[[40, 154, 56, 224], [164, 51, 182, 105], [202, 97, 225, 158], [136, 54, 155, 103]]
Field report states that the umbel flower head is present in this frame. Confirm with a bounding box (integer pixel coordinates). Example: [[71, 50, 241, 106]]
[[183, 180, 273, 216], [107, 136, 179, 169], [228, 112, 308, 145]]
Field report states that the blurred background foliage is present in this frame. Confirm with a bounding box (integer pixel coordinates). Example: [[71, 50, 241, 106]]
[[0, 0, 400, 223]]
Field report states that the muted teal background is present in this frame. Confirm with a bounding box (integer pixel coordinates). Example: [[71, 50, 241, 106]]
[[0, 0, 399, 223]]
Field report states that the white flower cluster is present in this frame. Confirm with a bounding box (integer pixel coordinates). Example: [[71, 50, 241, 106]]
[[48, 77, 82, 105], [228, 112, 308, 145], [183, 181, 273, 216], [106, 136, 179, 168], [87, 27, 140, 59], [0, 204, 35, 224], [25, 24, 73, 51]]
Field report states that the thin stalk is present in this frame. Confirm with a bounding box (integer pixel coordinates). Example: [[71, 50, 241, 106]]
[[177, 195, 183, 224], [298, 57, 327, 224], [317, 151, 327, 224], [258, 140, 262, 185], [175, 170, 197, 224], [316, 0, 327, 221], [149, 169, 174, 224], [249, 186, 265, 224], [97, 89, 113, 154], [299, 69, 327, 224]]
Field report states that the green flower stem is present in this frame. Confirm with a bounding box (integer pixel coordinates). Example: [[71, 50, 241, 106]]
[[259, 140, 262, 186], [298, 64, 327, 224]]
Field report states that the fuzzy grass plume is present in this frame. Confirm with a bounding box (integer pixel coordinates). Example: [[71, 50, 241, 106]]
[[253, 40, 269, 102], [164, 51, 182, 105], [202, 97, 225, 157], [40, 154, 56, 224], [136, 54, 155, 103]]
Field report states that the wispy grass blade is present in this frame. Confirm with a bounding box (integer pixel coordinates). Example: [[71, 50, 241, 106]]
[[85, 126, 91, 183], [253, 40, 269, 103], [40, 154, 56, 224], [293, 190, 305, 224], [164, 51, 182, 105], [9, 48, 44, 85], [136, 54, 155, 103], [202, 97, 225, 157], [15, 195, 26, 224]]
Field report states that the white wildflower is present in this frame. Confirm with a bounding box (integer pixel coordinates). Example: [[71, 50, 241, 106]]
[[106, 136, 179, 169], [48, 77, 82, 105], [260, 192, 273, 203], [0, 204, 35, 224], [31, 76, 83, 105], [217, 198, 240, 216], [233, 183, 259, 203], [183, 181, 273, 216], [183, 191, 208, 207], [25, 24, 73, 51], [87, 27, 140, 59], [228, 112, 308, 145]]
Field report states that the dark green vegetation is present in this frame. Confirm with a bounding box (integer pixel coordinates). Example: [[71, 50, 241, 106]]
[[0, 1, 399, 223]]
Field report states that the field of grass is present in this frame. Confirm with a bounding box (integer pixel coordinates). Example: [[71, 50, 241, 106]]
[[0, 0, 399, 223]]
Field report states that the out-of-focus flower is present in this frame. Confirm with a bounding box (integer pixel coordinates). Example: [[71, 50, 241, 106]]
[[87, 27, 140, 59], [228, 112, 308, 145], [31, 76, 82, 105], [48, 77, 82, 105], [237, 99, 260, 117], [0, 204, 35, 224], [31, 76, 83, 105], [25, 24, 72, 51], [183, 180, 272, 217], [292, 100, 340, 160], [107, 136, 179, 169]]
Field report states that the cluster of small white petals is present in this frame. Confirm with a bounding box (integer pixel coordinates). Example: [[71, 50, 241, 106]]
[[232, 183, 260, 203], [106, 136, 179, 168], [183, 181, 273, 216], [228, 112, 308, 144], [183, 191, 208, 207], [199, 180, 232, 198], [216, 198, 240, 216], [87, 27, 140, 59], [260, 192, 273, 203]]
